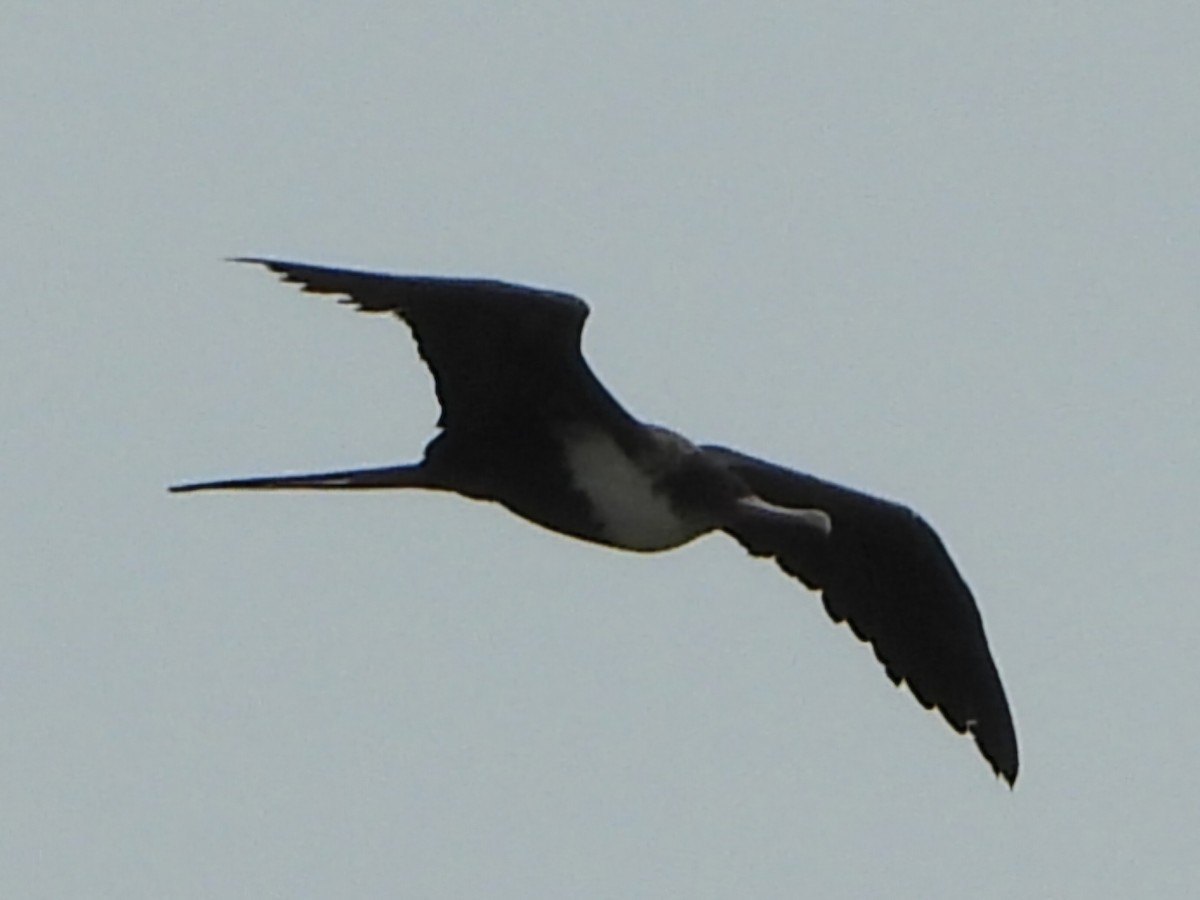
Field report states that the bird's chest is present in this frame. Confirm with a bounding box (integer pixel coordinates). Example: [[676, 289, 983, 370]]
[[561, 430, 707, 552]]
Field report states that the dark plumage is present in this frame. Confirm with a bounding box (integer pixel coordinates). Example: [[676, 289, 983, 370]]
[[172, 258, 1018, 785]]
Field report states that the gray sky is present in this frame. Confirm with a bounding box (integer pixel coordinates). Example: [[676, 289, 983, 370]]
[[4, 3, 1198, 897]]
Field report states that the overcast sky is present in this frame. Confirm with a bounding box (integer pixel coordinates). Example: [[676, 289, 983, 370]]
[[4, 3, 1199, 897]]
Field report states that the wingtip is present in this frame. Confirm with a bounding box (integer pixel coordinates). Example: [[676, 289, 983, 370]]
[[980, 734, 1019, 788], [227, 257, 304, 283], [997, 763, 1018, 789], [1000, 755, 1019, 788]]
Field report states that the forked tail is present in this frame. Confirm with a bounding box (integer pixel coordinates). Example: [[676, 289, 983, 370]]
[[169, 463, 430, 493]]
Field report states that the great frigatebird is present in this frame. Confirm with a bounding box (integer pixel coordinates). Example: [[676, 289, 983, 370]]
[[172, 258, 1018, 785]]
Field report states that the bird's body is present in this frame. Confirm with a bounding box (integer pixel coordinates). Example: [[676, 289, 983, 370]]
[[173, 258, 1018, 785]]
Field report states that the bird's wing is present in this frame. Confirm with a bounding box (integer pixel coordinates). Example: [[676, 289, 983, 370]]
[[704, 444, 1018, 785], [235, 258, 637, 433]]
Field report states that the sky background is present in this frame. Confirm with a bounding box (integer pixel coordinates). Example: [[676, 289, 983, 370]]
[[4, 3, 1199, 897]]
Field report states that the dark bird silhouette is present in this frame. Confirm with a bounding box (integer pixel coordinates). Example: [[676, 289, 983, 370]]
[[172, 258, 1018, 785]]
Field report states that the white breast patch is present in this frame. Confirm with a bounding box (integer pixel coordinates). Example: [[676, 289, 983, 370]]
[[562, 430, 703, 552]]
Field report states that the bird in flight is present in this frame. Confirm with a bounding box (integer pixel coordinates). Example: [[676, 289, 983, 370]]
[[173, 258, 1018, 785]]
